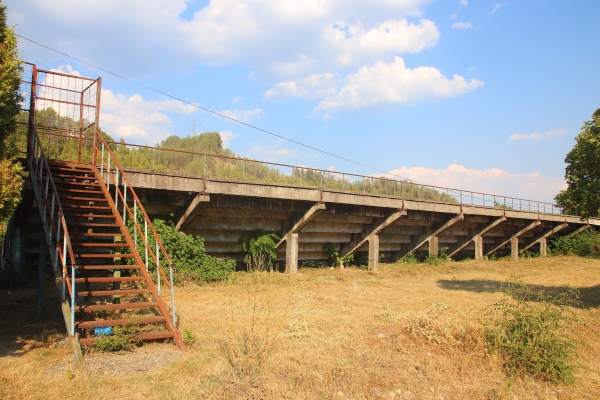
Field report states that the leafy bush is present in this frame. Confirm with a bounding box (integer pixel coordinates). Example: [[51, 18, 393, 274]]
[[400, 251, 418, 264], [550, 228, 600, 257], [92, 325, 141, 352], [322, 244, 354, 268], [424, 248, 449, 265], [128, 216, 235, 284], [239, 229, 280, 272], [153, 219, 235, 283], [483, 278, 580, 384]]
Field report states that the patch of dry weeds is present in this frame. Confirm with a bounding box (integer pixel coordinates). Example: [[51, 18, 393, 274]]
[[0, 257, 599, 399]]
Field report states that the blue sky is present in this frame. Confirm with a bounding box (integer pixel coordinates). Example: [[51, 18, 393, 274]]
[[6, 0, 600, 203]]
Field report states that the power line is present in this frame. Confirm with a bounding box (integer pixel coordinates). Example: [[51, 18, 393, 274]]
[[17, 33, 417, 182]]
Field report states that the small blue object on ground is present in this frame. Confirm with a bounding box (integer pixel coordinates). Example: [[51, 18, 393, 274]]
[[94, 326, 114, 337]]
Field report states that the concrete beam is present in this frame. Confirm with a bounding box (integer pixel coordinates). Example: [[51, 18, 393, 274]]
[[340, 209, 407, 258], [175, 192, 210, 231], [486, 220, 541, 257], [521, 222, 568, 252], [404, 213, 464, 256], [447, 216, 507, 259], [276, 202, 326, 249], [565, 224, 590, 239]]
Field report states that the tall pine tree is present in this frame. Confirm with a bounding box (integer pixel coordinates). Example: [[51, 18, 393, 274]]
[[0, 3, 24, 220]]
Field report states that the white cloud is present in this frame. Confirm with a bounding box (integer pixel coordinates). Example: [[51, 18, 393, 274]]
[[316, 57, 483, 112], [384, 164, 566, 203], [451, 21, 473, 30], [219, 130, 235, 148], [460, 0, 469, 6], [248, 142, 296, 162], [10, 0, 434, 78], [100, 89, 197, 145], [492, 2, 507, 14], [218, 108, 263, 123], [264, 73, 341, 100], [10, 0, 482, 116], [508, 128, 567, 141]]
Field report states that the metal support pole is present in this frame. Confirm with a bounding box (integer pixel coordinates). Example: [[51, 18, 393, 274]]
[[37, 233, 47, 319], [71, 265, 76, 335], [156, 241, 161, 295], [170, 263, 176, 326]]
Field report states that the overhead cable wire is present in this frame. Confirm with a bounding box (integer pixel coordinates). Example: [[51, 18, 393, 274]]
[[18, 33, 427, 184]]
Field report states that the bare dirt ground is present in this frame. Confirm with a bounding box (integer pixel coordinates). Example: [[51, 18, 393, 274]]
[[0, 256, 599, 399]]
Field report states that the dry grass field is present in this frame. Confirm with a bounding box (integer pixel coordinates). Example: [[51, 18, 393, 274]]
[[0, 256, 599, 399]]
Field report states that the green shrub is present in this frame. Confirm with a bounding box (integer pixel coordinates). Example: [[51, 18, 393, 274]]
[[92, 325, 141, 352], [239, 229, 280, 272], [400, 252, 418, 264], [128, 216, 235, 284], [483, 278, 580, 384], [322, 244, 354, 268], [550, 228, 600, 257], [424, 248, 449, 265]]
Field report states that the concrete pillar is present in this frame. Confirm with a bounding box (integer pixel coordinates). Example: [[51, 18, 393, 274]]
[[285, 233, 299, 274], [474, 234, 483, 261], [37, 233, 47, 319], [511, 237, 519, 261], [428, 235, 439, 257], [539, 237, 547, 257], [368, 234, 379, 273]]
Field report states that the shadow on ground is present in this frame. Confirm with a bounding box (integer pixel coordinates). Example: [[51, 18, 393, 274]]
[[437, 279, 600, 308], [0, 280, 65, 357]]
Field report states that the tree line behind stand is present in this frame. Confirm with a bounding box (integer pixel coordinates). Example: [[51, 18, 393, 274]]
[[12, 108, 456, 203]]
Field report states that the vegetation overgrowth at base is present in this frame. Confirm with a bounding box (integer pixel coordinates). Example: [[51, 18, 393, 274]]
[[550, 228, 600, 257], [127, 216, 235, 284], [1, 257, 598, 399]]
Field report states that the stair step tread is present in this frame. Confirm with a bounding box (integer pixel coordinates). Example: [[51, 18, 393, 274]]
[[73, 232, 123, 238], [75, 301, 159, 312], [75, 315, 166, 329], [54, 180, 100, 187], [61, 205, 112, 210], [75, 253, 134, 258], [64, 213, 116, 219], [60, 189, 104, 196], [77, 264, 139, 270], [71, 241, 129, 247], [77, 289, 152, 297], [74, 276, 144, 283], [78, 330, 174, 346], [61, 196, 109, 202], [68, 222, 120, 227], [51, 174, 96, 181]]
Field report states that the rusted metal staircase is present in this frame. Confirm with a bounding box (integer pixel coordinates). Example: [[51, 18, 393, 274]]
[[21, 64, 185, 365]]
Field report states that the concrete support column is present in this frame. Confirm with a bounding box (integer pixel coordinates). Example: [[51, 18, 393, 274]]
[[511, 237, 519, 261], [428, 236, 439, 257], [474, 234, 483, 261], [539, 237, 547, 257], [368, 234, 379, 273], [37, 233, 47, 319], [285, 233, 299, 274]]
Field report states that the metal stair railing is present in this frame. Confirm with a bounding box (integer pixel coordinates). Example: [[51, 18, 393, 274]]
[[26, 122, 84, 364], [93, 134, 178, 327]]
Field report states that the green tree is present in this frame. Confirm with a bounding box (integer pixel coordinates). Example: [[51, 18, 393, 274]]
[[0, 3, 24, 220], [555, 108, 600, 218]]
